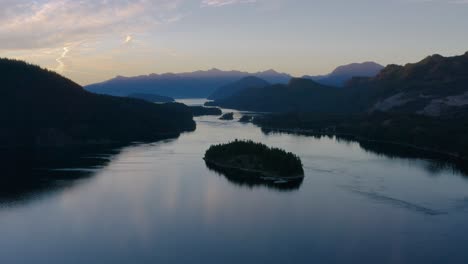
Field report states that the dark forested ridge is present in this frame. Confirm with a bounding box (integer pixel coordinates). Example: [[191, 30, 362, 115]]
[[210, 51, 468, 159], [204, 140, 304, 177], [85, 69, 291, 99], [127, 93, 175, 103], [345, 52, 468, 116], [0, 58, 195, 147], [189, 106, 222, 117], [208, 52, 468, 117], [208, 76, 270, 100], [206, 78, 344, 113], [253, 112, 468, 159]]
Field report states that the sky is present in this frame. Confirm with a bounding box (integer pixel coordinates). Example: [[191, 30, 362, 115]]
[[0, 0, 467, 85]]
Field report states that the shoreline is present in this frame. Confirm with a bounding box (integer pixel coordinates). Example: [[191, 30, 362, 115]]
[[203, 158, 304, 182], [259, 126, 468, 161]]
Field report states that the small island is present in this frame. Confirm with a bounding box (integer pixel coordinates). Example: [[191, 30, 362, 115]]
[[239, 115, 253, 123], [204, 140, 304, 181], [219, 112, 234, 120]]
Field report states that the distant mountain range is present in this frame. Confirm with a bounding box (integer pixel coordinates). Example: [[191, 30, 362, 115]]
[[85, 62, 384, 99], [303, 62, 384, 87], [85, 68, 291, 99], [0, 59, 195, 147], [208, 52, 468, 117]]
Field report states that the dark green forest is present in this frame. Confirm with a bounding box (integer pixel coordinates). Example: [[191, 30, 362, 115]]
[[0, 58, 195, 147], [253, 112, 468, 158], [205, 140, 304, 176]]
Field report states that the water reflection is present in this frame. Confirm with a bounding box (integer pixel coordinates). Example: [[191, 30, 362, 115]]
[[0, 146, 120, 205], [205, 161, 303, 191], [261, 128, 468, 178]]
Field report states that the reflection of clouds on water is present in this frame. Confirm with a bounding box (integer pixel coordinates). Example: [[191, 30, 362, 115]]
[[0, 146, 122, 207]]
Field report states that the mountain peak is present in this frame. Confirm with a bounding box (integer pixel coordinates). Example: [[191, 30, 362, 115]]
[[208, 68, 222, 72], [260, 69, 280, 75], [331, 61, 384, 76], [421, 54, 444, 64]]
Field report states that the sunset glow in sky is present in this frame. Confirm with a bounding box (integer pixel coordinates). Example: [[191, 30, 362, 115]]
[[1, 0, 467, 85]]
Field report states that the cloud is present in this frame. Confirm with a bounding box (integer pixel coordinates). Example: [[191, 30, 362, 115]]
[[201, 0, 257, 7], [0, 0, 184, 50], [124, 35, 134, 44], [55, 46, 70, 73]]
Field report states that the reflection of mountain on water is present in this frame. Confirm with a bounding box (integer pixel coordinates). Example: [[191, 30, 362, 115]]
[[355, 140, 468, 176], [0, 146, 120, 205], [205, 161, 303, 192], [261, 128, 468, 177]]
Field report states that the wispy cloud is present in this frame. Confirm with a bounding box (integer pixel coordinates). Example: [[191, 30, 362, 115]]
[[201, 0, 257, 7], [0, 0, 184, 50], [124, 35, 134, 44], [55, 46, 70, 73]]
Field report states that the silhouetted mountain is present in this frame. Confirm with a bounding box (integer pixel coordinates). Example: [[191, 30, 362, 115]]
[[209, 52, 468, 116], [208, 76, 270, 100], [254, 69, 292, 84], [346, 52, 468, 116], [207, 78, 343, 113], [85, 69, 291, 99], [246, 51, 468, 158], [0, 58, 195, 147], [304, 62, 384, 87], [127, 93, 174, 103]]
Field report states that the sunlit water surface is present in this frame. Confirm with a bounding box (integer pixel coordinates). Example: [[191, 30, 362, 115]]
[[1, 99, 468, 264]]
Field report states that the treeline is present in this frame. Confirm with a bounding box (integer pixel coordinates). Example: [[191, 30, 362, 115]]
[[189, 106, 222, 117], [205, 140, 304, 175], [0, 58, 196, 147], [253, 112, 468, 158]]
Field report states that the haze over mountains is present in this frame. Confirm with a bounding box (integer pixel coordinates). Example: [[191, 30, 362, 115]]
[[85, 62, 384, 99], [85, 68, 291, 99]]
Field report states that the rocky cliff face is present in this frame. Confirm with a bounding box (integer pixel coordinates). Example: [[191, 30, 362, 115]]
[[346, 52, 468, 116]]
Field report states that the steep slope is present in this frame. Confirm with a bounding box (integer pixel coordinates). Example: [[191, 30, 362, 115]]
[[346, 52, 468, 116], [0, 59, 195, 147], [304, 62, 384, 87], [212, 52, 468, 116], [208, 76, 270, 100], [85, 69, 291, 99]]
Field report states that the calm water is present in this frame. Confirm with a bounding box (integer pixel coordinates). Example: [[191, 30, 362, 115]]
[[1, 100, 468, 264]]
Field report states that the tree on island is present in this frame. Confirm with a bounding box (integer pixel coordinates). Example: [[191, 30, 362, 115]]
[[204, 140, 304, 177]]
